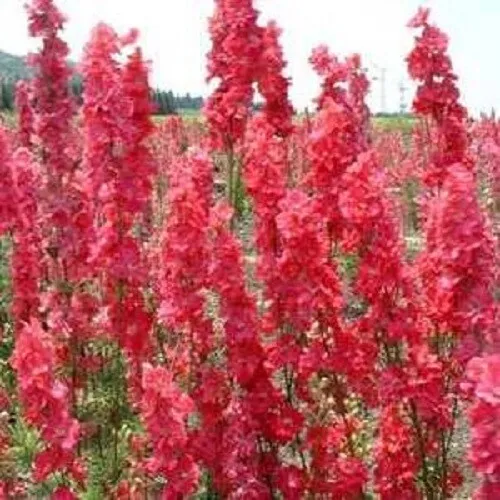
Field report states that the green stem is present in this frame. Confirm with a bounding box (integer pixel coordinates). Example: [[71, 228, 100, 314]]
[[409, 401, 434, 500]]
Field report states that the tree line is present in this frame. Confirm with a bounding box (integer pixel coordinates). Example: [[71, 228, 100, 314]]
[[0, 77, 203, 115]]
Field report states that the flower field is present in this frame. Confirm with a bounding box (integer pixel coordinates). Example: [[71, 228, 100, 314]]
[[0, 0, 499, 498]]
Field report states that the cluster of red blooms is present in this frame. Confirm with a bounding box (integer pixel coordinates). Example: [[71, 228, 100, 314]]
[[205, 0, 294, 150], [406, 8, 497, 499], [471, 115, 500, 233], [205, 0, 263, 150], [0, 0, 498, 498], [406, 7, 471, 188], [11, 320, 83, 489], [466, 354, 500, 498], [140, 363, 199, 497], [81, 23, 157, 401]]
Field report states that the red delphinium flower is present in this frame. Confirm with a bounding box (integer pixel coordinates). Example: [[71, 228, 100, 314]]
[[272, 189, 343, 349], [470, 121, 500, 325], [81, 23, 126, 210], [9, 149, 42, 326], [287, 120, 311, 186], [305, 52, 369, 241], [140, 363, 199, 498], [466, 355, 500, 497], [0, 128, 17, 235], [120, 48, 156, 218], [15, 81, 34, 149], [310, 46, 369, 142], [0, 397, 15, 497], [337, 149, 454, 494], [406, 7, 471, 188], [241, 19, 294, 336], [82, 27, 153, 213], [10, 319, 82, 488], [24, 2, 98, 424], [373, 129, 409, 188], [82, 26, 155, 387], [377, 347, 465, 498], [410, 158, 493, 496], [242, 114, 287, 329], [406, 12, 495, 494], [341, 151, 488, 496], [413, 121, 492, 499], [208, 202, 266, 388], [418, 164, 495, 350], [0, 131, 42, 327], [310, 46, 349, 109], [374, 404, 419, 500], [52, 486, 78, 500], [347, 54, 370, 143], [113, 480, 143, 500], [407, 121, 436, 182], [216, 395, 303, 498], [272, 188, 348, 395], [306, 98, 358, 241], [150, 116, 187, 178], [147, 116, 188, 246], [114, 46, 156, 379], [146, 117, 189, 268], [470, 116, 500, 218], [82, 28, 154, 221], [339, 150, 421, 346], [213, 397, 271, 498], [158, 148, 213, 360], [27, 0, 74, 176], [208, 202, 301, 496], [474, 482, 500, 500], [27, 0, 92, 302], [406, 346, 454, 429], [189, 367, 232, 493], [305, 421, 367, 498], [204, 0, 262, 150], [373, 128, 422, 235], [157, 148, 235, 484], [270, 190, 370, 497], [256, 21, 294, 137]]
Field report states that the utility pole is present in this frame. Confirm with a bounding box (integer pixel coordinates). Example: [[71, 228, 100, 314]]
[[399, 79, 408, 115], [369, 62, 387, 114], [380, 67, 387, 114]]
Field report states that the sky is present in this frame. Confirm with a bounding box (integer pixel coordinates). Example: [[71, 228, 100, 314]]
[[0, 0, 499, 115]]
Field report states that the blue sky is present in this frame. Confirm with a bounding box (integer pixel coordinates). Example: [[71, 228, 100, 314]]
[[0, 0, 498, 115]]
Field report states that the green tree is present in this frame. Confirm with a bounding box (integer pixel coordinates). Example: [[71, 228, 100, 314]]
[[1, 80, 14, 110]]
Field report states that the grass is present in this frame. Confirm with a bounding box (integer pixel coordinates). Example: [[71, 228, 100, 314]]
[[373, 114, 416, 134], [0, 111, 16, 128], [4, 108, 416, 134], [151, 110, 417, 134]]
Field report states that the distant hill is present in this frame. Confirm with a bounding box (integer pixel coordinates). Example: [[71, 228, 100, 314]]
[[0, 49, 203, 115], [0, 50, 31, 81]]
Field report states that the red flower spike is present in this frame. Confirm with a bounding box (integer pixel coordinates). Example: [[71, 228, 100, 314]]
[[205, 0, 263, 150], [15, 81, 34, 148], [140, 364, 199, 498], [82, 24, 155, 384], [11, 319, 83, 484], [256, 22, 294, 137], [406, 8, 471, 188], [467, 355, 500, 495]]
